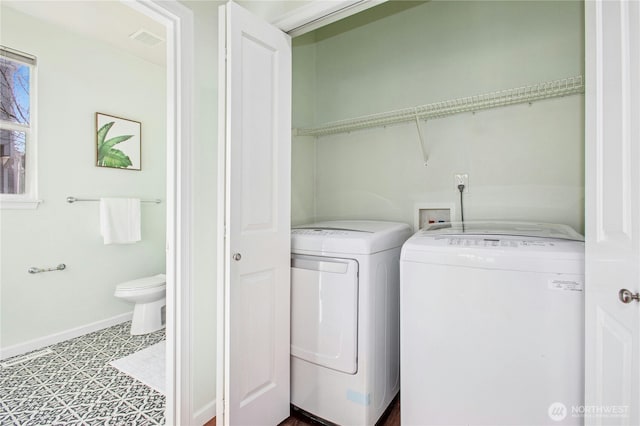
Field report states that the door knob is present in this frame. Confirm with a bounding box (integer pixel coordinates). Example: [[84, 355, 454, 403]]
[[233, 253, 242, 261], [618, 289, 640, 304]]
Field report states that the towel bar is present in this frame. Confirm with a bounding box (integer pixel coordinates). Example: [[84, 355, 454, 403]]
[[66, 197, 161, 204], [28, 264, 66, 274]]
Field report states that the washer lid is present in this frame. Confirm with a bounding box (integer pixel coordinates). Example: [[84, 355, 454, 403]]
[[117, 274, 166, 291], [421, 221, 584, 241], [401, 222, 584, 274], [292, 220, 412, 254]]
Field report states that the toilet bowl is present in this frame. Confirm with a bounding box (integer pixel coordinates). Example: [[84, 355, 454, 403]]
[[114, 274, 166, 335]]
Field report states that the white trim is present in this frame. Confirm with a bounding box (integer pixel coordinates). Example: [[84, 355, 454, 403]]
[[272, 0, 387, 37], [0, 121, 32, 131], [124, 1, 194, 425], [0, 198, 41, 209], [0, 53, 38, 206], [0, 45, 37, 65], [193, 400, 217, 426], [0, 312, 133, 360], [216, 4, 227, 424]]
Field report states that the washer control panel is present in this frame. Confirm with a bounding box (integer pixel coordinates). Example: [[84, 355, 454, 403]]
[[440, 236, 557, 248]]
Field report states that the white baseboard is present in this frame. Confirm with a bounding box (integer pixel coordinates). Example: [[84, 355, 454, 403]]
[[193, 400, 217, 426], [0, 312, 133, 360]]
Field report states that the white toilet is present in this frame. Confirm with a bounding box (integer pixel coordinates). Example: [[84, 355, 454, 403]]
[[114, 274, 166, 335]]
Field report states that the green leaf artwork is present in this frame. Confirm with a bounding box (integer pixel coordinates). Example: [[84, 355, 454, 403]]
[[96, 121, 133, 168]]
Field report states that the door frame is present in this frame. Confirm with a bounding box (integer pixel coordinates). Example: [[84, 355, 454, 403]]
[[123, 1, 194, 424], [584, 1, 640, 424]]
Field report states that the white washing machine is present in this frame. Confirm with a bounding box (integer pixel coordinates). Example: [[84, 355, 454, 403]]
[[291, 220, 412, 425], [400, 222, 585, 426]]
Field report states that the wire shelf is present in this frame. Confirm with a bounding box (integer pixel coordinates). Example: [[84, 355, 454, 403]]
[[295, 75, 585, 137]]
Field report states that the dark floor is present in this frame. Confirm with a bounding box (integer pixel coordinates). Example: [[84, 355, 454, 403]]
[[284, 398, 400, 426], [204, 397, 400, 426]]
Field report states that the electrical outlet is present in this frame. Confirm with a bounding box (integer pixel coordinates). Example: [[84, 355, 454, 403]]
[[454, 173, 469, 192]]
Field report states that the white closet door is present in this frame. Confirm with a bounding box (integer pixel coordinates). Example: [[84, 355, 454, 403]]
[[218, 2, 292, 425], [585, 1, 640, 425]]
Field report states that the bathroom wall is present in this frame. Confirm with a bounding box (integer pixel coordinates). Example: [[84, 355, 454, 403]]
[[0, 8, 166, 347], [292, 0, 585, 232]]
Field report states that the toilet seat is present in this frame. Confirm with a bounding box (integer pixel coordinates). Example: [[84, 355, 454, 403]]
[[116, 274, 166, 291]]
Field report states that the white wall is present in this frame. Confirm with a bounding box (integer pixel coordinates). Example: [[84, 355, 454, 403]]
[[180, 0, 219, 418], [293, 0, 585, 232], [0, 8, 166, 346]]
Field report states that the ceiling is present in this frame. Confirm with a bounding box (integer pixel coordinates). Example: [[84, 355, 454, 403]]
[[238, 0, 314, 25], [3, 0, 166, 66]]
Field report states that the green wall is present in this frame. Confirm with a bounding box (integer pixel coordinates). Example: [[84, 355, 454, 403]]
[[293, 0, 585, 232], [0, 7, 166, 348]]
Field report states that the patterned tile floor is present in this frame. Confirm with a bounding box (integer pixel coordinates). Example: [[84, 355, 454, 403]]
[[0, 322, 165, 425]]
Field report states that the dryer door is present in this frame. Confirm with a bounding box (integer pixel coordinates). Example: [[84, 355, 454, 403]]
[[291, 255, 358, 374]]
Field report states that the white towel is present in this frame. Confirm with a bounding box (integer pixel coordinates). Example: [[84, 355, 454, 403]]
[[100, 198, 141, 244]]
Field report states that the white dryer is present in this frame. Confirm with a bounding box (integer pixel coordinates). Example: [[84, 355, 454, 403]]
[[400, 222, 585, 425], [291, 220, 412, 425]]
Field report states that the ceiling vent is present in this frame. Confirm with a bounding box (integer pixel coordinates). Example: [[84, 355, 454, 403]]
[[129, 29, 165, 47]]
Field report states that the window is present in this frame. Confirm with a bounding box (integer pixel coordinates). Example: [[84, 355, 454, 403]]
[[0, 45, 38, 209]]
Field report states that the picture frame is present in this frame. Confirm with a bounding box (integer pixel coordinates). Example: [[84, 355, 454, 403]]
[[95, 112, 141, 171]]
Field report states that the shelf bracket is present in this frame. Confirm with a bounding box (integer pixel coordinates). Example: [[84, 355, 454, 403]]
[[414, 111, 429, 167]]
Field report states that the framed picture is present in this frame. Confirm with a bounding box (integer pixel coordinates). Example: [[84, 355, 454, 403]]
[[96, 112, 141, 170]]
